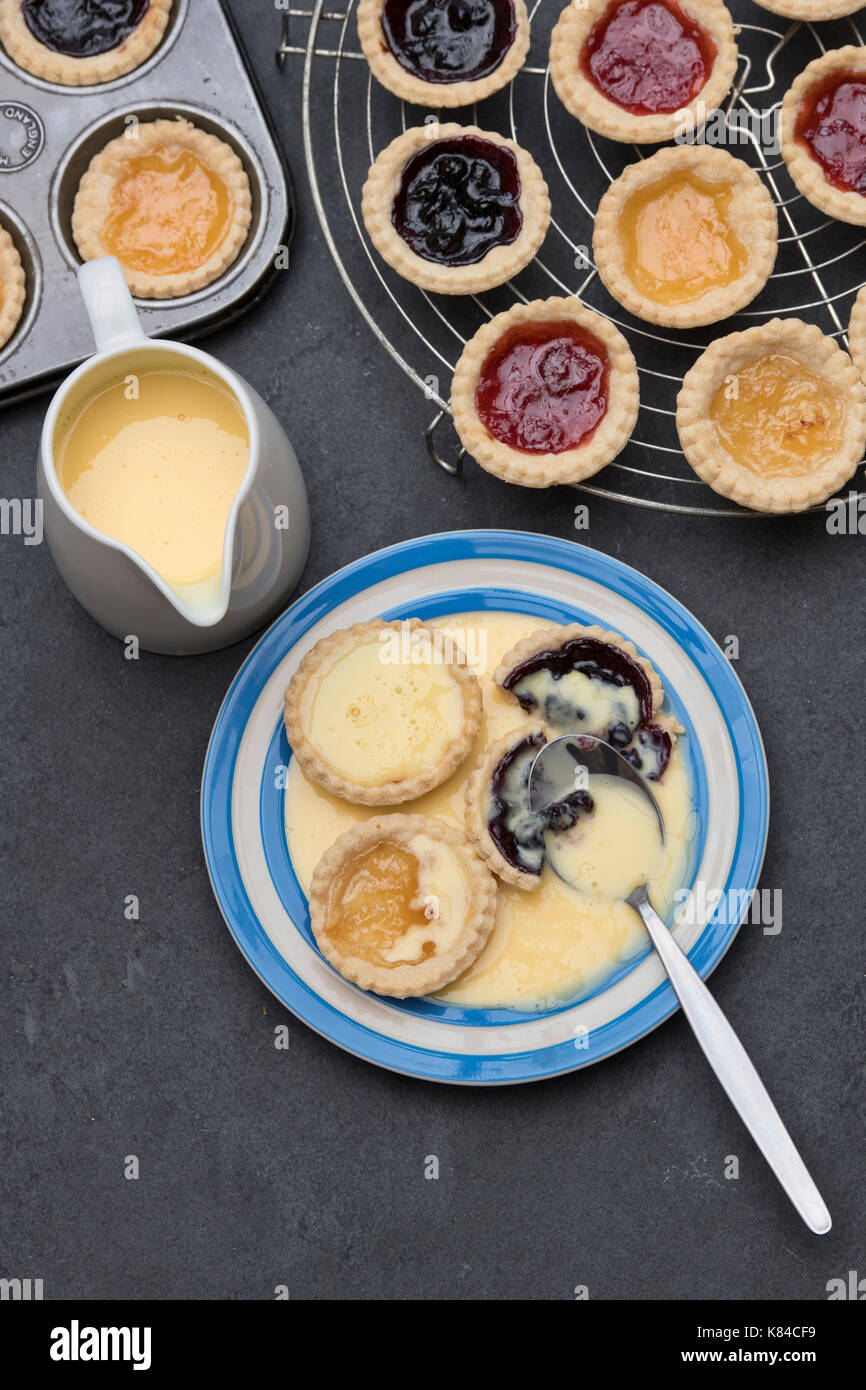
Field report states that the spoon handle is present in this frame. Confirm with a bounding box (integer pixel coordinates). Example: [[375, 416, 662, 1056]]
[[631, 893, 831, 1235]]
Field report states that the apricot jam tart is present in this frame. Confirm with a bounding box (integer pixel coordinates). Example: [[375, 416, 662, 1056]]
[[308, 815, 497, 996], [593, 145, 777, 328], [782, 47, 866, 226], [284, 618, 482, 806], [72, 118, 252, 300], [464, 625, 681, 889], [451, 296, 639, 487], [357, 0, 530, 106], [0, 221, 26, 352], [362, 123, 550, 294], [0, 0, 171, 85], [676, 318, 866, 512], [549, 0, 737, 144]]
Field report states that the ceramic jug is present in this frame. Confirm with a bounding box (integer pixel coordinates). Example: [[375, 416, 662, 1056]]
[[37, 256, 310, 654]]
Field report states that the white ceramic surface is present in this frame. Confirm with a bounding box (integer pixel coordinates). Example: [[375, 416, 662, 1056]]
[[37, 257, 310, 654]]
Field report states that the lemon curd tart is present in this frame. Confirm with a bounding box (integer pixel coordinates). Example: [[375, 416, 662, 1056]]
[[676, 317, 866, 512], [72, 118, 252, 300], [593, 145, 777, 328], [0, 0, 172, 85], [308, 814, 497, 997], [286, 611, 697, 1011], [54, 353, 249, 599]]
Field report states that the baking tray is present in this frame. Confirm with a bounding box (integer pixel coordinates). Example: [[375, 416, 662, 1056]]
[[0, 0, 294, 405]]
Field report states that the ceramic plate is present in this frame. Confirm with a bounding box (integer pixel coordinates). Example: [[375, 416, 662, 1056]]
[[201, 530, 769, 1084]]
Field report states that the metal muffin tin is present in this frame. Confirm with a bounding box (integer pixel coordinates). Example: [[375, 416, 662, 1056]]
[[0, 0, 293, 403]]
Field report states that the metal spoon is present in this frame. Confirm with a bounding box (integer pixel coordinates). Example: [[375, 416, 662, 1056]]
[[529, 734, 831, 1236]]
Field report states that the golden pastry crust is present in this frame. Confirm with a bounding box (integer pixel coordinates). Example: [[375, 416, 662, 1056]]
[[751, 0, 862, 19], [0, 0, 171, 86], [847, 284, 866, 388], [781, 47, 866, 227], [676, 317, 866, 513], [549, 0, 738, 145], [361, 123, 550, 295], [450, 296, 639, 488], [464, 722, 548, 892], [308, 814, 498, 997], [495, 622, 665, 718], [71, 117, 252, 300], [357, 0, 530, 107], [593, 145, 777, 329], [0, 223, 26, 352], [284, 618, 482, 807]]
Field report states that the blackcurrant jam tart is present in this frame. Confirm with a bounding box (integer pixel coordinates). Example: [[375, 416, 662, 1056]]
[[450, 296, 639, 486], [357, 0, 530, 107], [284, 618, 482, 806], [0, 0, 172, 85], [593, 145, 777, 329], [464, 626, 681, 889], [676, 318, 866, 512], [308, 814, 497, 997], [781, 47, 866, 226], [361, 123, 550, 294], [549, 0, 738, 144], [0, 222, 26, 352]]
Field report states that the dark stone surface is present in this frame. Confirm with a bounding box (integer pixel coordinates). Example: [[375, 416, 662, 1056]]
[[0, 0, 863, 1301]]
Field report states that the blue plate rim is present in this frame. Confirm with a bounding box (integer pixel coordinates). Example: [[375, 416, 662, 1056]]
[[200, 529, 770, 1085]]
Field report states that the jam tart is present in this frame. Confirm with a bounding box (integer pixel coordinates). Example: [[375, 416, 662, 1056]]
[[284, 618, 482, 806], [847, 284, 866, 389], [450, 296, 639, 487], [593, 145, 777, 329], [464, 626, 681, 889], [72, 118, 252, 300], [781, 47, 866, 227], [361, 123, 550, 294], [0, 0, 171, 86], [308, 814, 497, 997], [676, 317, 866, 512], [0, 223, 26, 352], [549, 0, 738, 145], [750, 0, 863, 20], [357, 0, 530, 107]]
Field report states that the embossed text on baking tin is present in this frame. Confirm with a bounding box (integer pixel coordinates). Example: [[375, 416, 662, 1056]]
[[0, 101, 45, 171]]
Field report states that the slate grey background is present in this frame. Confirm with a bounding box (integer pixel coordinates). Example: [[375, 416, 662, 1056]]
[[1, 0, 863, 1301]]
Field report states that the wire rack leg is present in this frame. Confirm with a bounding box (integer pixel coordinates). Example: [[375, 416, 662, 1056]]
[[425, 411, 464, 477]]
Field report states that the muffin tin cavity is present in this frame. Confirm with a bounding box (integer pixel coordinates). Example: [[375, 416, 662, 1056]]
[[53, 104, 265, 305], [0, 0, 290, 401]]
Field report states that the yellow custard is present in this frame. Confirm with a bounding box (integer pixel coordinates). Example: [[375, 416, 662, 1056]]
[[620, 172, 748, 306], [102, 144, 235, 277], [286, 611, 697, 1011], [299, 631, 466, 788], [55, 357, 249, 593], [710, 352, 846, 478]]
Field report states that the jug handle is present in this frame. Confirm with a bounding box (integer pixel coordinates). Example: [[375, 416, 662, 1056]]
[[78, 256, 148, 353]]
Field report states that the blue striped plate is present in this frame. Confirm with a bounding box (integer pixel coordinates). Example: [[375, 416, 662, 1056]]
[[201, 530, 768, 1084]]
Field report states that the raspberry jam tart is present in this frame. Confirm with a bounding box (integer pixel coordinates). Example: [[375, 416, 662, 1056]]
[[362, 123, 550, 294], [549, 0, 737, 143], [357, 0, 530, 106], [782, 48, 866, 225], [451, 296, 638, 486]]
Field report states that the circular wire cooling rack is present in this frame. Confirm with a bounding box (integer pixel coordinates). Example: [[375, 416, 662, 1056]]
[[278, 1, 866, 515]]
